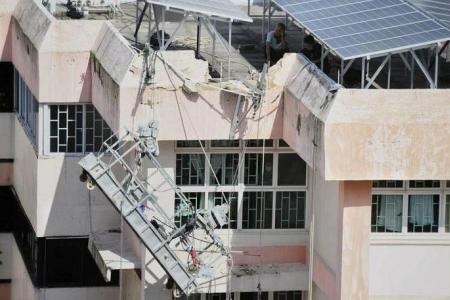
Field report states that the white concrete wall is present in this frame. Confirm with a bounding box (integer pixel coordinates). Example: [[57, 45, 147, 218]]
[[36, 155, 120, 237], [0, 113, 13, 159], [312, 172, 340, 274], [370, 242, 450, 299], [10, 240, 39, 300], [13, 117, 38, 231], [14, 116, 120, 237]]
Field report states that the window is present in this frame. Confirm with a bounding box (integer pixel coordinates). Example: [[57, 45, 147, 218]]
[[409, 181, 440, 188], [209, 192, 237, 229], [211, 140, 239, 148], [244, 153, 273, 185], [47, 104, 114, 154], [176, 154, 205, 185], [245, 140, 273, 148], [242, 192, 273, 229], [408, 195, 439, 233], [275, 192, 306, 229], [181, 295, 201, 300], [240, 292, 268, 300], [0, 62, 14, 112], [176, 140, 205, 148], [206, 294, 227, 300], [210, 154, 239, 185], [174, 140, 308, 231], [15, 69, 38, 144], [174, 193, 205, 228], [274, 291, 302, 300], [446, 195, 450, 232], [373, 181, 403, 188], [278, 154, 306, 186], [371, 195, 402, 233], [278, 139, 289, 148]]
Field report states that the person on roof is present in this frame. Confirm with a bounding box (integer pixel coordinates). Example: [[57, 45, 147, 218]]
[[265, 23, 289, 65], [301, 35, 330, 73]]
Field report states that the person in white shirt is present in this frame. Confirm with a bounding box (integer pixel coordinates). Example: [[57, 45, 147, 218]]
[[265, 23, 289, 65]]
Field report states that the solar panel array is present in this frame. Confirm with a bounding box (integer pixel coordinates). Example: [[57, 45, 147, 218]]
[[272, 0, 450, 59], [407, 0, 450, 29], [145, 0, 252, 23]]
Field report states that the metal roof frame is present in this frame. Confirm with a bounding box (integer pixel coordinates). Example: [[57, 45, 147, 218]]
[[270, 0, 450, 60], [144, 0, 253, 23]]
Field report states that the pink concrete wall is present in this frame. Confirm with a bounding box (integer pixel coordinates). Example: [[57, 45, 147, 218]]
[[313, 254, 337, 300], [0, 16, 12, 61], [232, 246, 307, 266], [337, 181, 371, 300], [0, 283, 11, 300], [0, 163, 13, 186]]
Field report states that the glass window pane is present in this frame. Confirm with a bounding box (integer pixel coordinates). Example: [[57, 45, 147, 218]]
[[176, 154, 205, 185], [275, 192, 306, 229], [408, 195, 439, 233], [409, 181, 440, 188], [240, 292, 268, 300], [176, 140, 206, 148], [210, 140, 239, 147], [210, 154, 239, 185], [245, 140, 273, 148], [244, 153, 273, 186], [371, 195, 403, 233], [242, 192, 272, 229], [174, 193, 205, 228], [446, 195, 450, 233], [278, 153, 307, 186], [372, 181, 403, 188]]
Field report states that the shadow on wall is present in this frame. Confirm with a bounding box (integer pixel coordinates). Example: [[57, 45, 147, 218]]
[[42, 156, 120, 237]]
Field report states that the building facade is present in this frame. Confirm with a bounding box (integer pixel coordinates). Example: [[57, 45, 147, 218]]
[[0, 0, 449, 299]]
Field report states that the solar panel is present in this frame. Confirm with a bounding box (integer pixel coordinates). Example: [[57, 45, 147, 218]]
[[272, 0, 450, 59], [145, 0, 253, 23], [407, 0, 450, 29]]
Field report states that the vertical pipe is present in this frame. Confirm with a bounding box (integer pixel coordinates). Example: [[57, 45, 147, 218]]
[[228, 21, 232, 80], [161, 7, 165, 50], [410, 51, 415, 89], [320, 47, 325, 71], [340, 60, 345, 86], [434, 44, 439, 89], [268, 0, 272, 33], [361, 57, 365, 89], [135, 0, 139, 46], [196, 17, 201, 59], [262, 0, 266, 43], [212, 20, 217, 71], [148, 4, 152, 43], [387, 54, 391, 89]]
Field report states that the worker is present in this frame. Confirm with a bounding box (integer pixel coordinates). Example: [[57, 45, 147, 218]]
[[265, 23, 289, 65], [301, 35, 330, 73]]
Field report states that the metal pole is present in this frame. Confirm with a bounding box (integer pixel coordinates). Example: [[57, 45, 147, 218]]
[[262, 0, 266, 43], [196, 17, 201, 59], [340, 60, 345, 85], [228, 21, 232, 80], [212, 20, 217, 70], [434, 44, 439, 89], [161, 7, 165, 50], [135, 0, 139, 46], [410, 51, 414, 89], [268, 0, 272, 32], [387, 54, 391, 89], [361, 57, 365, 89], [148, 4, 152, 43]]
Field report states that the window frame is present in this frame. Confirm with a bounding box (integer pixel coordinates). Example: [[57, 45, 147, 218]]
[[174, 140, 309, 232], [372, 180, 450, 235]]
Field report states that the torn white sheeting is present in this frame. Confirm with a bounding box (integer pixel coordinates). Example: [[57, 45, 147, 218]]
[[88, 230, 140, 282]]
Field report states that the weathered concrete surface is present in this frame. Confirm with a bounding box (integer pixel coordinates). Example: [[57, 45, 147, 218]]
[[324, 89, 450, 180], [280, 53, 450, 181]]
